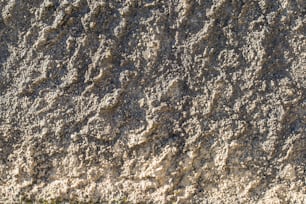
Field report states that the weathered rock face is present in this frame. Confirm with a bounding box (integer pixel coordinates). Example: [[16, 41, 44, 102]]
[[0, 0, 305, 203]]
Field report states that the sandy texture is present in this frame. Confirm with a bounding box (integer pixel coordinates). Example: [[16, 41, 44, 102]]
[[0, 0, 305, 203]]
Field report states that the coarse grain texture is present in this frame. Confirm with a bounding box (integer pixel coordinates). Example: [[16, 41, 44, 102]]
[[0, 0, 305, 203]]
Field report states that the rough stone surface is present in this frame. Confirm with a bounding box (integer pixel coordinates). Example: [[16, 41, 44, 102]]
[[0, 0, 305, 203]]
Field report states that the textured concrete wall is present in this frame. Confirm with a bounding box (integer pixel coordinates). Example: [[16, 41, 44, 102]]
[[0, 0, 305, 203]]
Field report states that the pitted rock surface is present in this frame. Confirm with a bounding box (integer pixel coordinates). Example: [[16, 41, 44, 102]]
[[0, 0, 305, 203]]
